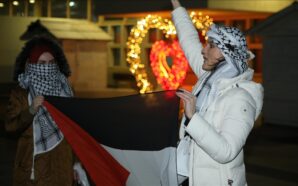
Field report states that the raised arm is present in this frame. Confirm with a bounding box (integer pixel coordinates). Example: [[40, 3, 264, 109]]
[[171, 0, 181, 9], [171, 0, 205, 77]]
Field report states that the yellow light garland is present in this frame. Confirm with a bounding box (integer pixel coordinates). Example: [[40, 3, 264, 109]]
[[126, 12, 213, 94]]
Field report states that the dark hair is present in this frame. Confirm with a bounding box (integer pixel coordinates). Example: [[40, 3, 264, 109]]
[[13, 36, 71, 81]]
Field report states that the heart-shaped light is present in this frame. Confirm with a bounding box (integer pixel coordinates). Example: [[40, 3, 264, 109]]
[[127, 13, 212, 93], [150, 40, 188, 90]]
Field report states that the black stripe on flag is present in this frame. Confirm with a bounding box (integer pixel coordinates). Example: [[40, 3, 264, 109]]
[[45, 90, 180, 151]]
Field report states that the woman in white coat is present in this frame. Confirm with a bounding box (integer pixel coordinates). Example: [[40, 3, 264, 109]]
[[171, 0, 263, 185]]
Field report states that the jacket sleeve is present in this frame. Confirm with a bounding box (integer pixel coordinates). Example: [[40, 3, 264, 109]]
[[185, 91, 256, 163], [5, 87, 34, 133], [171, 7, 205, 77]]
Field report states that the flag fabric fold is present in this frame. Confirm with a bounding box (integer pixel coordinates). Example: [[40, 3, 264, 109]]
[[44, 90, 180, 186], [43, 101, 129, 186]]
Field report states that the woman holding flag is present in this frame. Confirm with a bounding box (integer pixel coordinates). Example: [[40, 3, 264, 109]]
[[5, 36, 87, 186]]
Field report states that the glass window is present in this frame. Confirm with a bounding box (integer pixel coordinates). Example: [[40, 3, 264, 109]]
[[148, 28, 158, 43], [252, 19, 263, 27], [28, 0, 35, 16], [112, 48, 121, 66], [112, 26, 121, 43], [125, 25, 134, 41], [51, 0, 66, 18], [0, 0, 9, 16], [250, 19, 263, 43], [41, 0, 48, 17], [12, 0, 25, 16], [69, 0, 86, 19]]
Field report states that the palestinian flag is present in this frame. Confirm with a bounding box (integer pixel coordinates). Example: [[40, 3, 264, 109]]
[[44, 90, 180, 186]]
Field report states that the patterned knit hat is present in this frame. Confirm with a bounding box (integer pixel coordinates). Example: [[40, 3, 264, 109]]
[[207, 24, 255, 74]]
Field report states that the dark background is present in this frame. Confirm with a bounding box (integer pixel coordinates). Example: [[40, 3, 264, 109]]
[[94, 0, 208, 14]]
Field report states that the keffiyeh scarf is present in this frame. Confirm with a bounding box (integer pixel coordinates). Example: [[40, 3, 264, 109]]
[[196, 24, 254, 114], [18, 63, 73, 178], [207, 24, 254, 74], [196, 61, 238, 113]]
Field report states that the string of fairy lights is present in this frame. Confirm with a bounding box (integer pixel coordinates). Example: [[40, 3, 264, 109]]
[[126, 12, 213, 94]]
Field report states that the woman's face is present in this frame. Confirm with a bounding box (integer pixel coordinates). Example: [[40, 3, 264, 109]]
[[37, 52, 55, 64], [201, 41, 224, 71]]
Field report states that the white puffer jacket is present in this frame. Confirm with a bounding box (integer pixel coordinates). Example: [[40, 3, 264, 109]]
[[172, 7, 264, 186]]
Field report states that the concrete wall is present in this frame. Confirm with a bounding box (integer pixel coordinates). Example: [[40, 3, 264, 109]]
[[208, 0, 295, 12]]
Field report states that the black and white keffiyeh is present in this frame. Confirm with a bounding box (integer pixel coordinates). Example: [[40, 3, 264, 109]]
[[207, 24, 254, 74], [195, 24, 255, 115], [195, 60, 238, 113], [18, 63, 73, 166]]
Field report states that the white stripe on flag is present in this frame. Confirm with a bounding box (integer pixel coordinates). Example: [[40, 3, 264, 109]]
[[102, 145, 178, 186]]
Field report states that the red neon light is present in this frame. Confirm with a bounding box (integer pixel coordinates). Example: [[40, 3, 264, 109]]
[[150, 40, 189, 90]]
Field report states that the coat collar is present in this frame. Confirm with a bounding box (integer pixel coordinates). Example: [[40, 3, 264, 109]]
[[213, 68, 254, 93]]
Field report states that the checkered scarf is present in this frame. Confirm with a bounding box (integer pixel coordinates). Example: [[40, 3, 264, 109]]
[[207, 24, 255, 74], [196, 60, 239, 113], [18, 64, 73, 156]]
